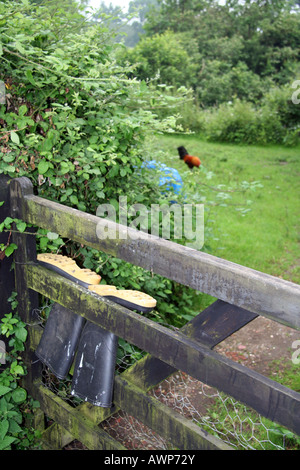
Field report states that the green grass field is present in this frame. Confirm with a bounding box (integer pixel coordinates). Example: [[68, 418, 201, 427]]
[[144, 134, 300, 449], [147, 134, 300, 284]]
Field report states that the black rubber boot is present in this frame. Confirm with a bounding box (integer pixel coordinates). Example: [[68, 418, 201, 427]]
[[71, 321, 118, 407], [35, 303, 85, 380]]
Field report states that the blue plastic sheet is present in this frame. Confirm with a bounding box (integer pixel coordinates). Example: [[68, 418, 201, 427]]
[[142, 160, 183, 195]]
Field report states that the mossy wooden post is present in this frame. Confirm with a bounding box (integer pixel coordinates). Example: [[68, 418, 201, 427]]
[[0, 175, 15, 317], [0, 175, 16, 374], [9, 178, 42, 404]]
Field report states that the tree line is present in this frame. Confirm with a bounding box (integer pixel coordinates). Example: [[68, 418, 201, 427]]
[[96, 0, 300, 144]]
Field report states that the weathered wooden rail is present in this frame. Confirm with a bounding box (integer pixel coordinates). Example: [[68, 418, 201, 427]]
[[1, 175, 300, 450]]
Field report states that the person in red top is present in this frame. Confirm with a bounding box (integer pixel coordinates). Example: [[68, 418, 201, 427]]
[[178, 146, 201, 170]]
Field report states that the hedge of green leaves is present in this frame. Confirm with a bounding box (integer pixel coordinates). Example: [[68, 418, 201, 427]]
[[0, 1, 176, 207], [0, 0, 197, 327]]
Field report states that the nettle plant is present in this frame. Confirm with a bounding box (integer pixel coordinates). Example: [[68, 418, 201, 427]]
[[0, 293, 41, 450]]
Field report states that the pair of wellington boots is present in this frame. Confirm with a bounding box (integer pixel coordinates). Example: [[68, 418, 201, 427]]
[[35, 254, 156, 407]]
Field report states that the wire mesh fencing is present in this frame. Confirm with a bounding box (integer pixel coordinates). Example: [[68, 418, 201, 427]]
[[33, 302, 297, 451]]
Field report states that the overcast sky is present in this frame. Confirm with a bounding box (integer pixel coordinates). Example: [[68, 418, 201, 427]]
[[87, 0, 227, 13], [88, 0, 131, 12]]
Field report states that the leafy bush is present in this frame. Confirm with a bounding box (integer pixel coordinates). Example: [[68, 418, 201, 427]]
[[0, 1, 181, 210], [0, 0, 201, 329], [262, 83, 300, 146], [197, 61, 269, 108], [203, 93, 299, 146], [204, 100, 263, 145], [119, 30, 198, 89]]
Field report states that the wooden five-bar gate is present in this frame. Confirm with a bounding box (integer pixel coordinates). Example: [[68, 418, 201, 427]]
[[1, 175, 299, 450]]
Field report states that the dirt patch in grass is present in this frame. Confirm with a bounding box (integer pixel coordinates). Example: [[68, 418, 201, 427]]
[[215, 316, 298, 378], [64, 316, 299, 450]]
